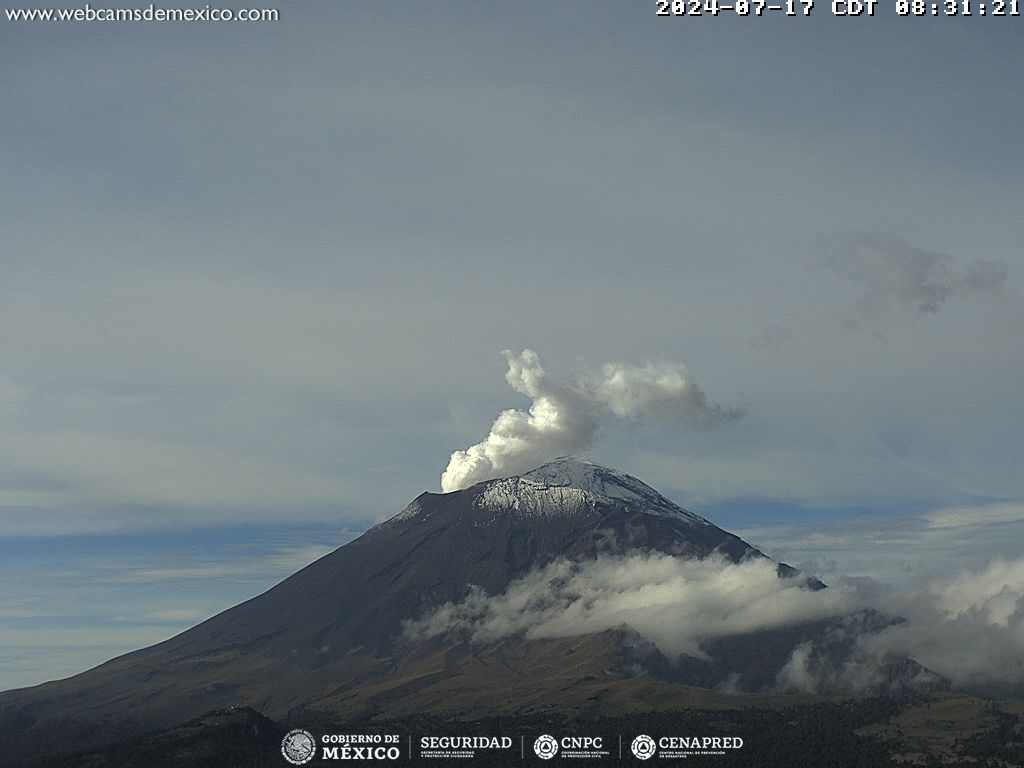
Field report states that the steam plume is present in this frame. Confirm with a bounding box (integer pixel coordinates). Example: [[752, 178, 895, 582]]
[[440, 350, 743, 492]]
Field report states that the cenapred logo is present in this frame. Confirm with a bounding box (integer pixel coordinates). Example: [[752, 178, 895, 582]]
[[533, 734, 559, 760], [631, 734, 657, 760], [281, 729, 317, 765]]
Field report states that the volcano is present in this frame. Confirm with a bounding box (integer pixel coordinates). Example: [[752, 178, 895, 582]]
[[0, 457, 939, 761]]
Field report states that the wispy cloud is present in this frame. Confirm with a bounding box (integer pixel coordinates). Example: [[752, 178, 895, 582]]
[[734, 499, 1024, 589], [99, 544, 336, 584], [924, 502, 1024, 529], [823, 233, 1008, 320]]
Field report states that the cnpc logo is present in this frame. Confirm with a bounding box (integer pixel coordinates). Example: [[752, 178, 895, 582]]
[[533, 734, 558, 760], [534, 734, 605, 760]]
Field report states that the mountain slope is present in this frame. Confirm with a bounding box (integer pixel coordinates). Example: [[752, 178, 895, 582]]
[[0, 457, 866, 760], [142, 457, 795, 667]]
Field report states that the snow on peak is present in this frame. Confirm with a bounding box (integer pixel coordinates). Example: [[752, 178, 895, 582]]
[[520, 456, 652, 501], [474, 456, 708, 525]]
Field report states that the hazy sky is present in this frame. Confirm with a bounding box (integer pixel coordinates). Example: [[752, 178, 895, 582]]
[[2, 2, 1022, 690]]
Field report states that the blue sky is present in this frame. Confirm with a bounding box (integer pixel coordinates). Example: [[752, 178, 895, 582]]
[[2, 2, 1022, 690]]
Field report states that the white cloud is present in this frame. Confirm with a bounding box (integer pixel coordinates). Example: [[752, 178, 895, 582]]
[[931, 558, 1024, 626], [406, 552, 851, 660], [858, 557, 1024, 688], [775, 635, 943, 695], [406, 545, 1024, 692]]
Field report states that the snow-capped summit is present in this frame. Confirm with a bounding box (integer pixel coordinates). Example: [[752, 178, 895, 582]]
[[474, 456, 709, 526], [521, 456, 653, 497]]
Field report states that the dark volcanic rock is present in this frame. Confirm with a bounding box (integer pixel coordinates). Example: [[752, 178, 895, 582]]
[[0, 457, 867, 763], [148, 458, 796, 665]]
